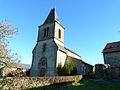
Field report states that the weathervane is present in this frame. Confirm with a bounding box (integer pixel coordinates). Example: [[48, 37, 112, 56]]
[[52, 0, 56, 9]]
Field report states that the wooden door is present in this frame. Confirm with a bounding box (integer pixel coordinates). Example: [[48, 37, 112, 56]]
[[40, 67, 46, 76]]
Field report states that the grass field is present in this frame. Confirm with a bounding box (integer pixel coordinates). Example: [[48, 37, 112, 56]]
[[30, 79, 120, 90]]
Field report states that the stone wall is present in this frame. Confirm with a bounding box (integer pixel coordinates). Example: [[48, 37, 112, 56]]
[[0, 75, 82, 90], [95, 64, 107, 79], [94, 64, 120, 79], [104, 52, 120, 67]]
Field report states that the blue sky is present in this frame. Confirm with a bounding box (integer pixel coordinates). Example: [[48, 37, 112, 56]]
[[0, 0, 120, 65]]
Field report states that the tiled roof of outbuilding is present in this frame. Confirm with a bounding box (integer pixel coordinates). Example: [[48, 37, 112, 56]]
[[103, 41, 120, 53]]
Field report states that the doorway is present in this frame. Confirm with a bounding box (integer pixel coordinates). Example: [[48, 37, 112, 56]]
[[40, 67, 46, 76]]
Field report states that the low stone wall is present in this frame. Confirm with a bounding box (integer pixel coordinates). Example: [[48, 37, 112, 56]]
[[0, 75, 82, 90]]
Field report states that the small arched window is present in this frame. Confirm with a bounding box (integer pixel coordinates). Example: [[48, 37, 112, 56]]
[[42, 43, 46, 52], [43, 27, 49, 38], [46, 27, 49, 37], [43, 28, 47, 38], [58, 29, 61, 39]]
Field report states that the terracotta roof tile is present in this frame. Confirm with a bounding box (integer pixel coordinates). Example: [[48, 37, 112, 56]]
[[103, 41, 120, 53]]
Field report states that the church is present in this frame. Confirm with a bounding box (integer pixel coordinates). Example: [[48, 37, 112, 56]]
[[30, 8, 93, 76]]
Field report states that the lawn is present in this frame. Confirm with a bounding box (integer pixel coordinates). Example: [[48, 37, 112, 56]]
[[29, 79, 120, 90]]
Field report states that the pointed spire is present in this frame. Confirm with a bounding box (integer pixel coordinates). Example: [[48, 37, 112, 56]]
[[44, 8, 60, 24]]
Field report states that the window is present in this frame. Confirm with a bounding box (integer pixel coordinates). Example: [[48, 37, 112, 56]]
[[58, 29, 61, 39], [46, 27, 49, 37], [42, 43, 46, 52], [39, 57, 47, 66], [43, 27, 49, 38], [43, 28, 47, 38], [41, 60, 46, 65]]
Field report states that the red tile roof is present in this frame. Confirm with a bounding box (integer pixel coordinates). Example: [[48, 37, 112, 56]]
[[103, 41, 120, 53]]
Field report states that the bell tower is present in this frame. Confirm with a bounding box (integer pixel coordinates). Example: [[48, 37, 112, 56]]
[[30, 8, 66, 76], [37, 8, 64, 45]]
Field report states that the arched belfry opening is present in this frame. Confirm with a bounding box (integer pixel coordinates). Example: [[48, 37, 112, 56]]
[[58, 29, 61, 39]]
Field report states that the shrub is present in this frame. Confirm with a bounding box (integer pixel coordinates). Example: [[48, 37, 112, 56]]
[[57, 63, 63, 76], [57, 61, 77, 76]]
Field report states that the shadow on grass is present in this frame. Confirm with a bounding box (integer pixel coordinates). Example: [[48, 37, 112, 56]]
[[29, 81, 73, 90], [29, 79, 120, 90]]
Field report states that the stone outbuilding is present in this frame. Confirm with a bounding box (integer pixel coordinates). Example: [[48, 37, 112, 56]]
[[102, 41, 120, 79], [103, 41, 120, 67]]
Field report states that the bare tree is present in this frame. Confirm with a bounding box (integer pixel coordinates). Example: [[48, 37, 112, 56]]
[[0, 20, 21, 68]]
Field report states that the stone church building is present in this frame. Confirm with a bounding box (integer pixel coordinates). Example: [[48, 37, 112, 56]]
[[30, 8, 92, 76]]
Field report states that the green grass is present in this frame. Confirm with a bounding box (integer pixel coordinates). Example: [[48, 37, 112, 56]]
[[29, 79, 120, 90]]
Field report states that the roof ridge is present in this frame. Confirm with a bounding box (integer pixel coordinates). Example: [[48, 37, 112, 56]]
[[107, 41, 120, 44], [65, 47, 81, 58]]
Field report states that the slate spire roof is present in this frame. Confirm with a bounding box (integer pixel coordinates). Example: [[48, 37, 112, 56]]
[[44, 8, 60, 24]]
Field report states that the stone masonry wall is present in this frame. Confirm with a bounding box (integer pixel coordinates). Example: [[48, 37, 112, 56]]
[[104, 52, 120, 67], [0, 75, 82, 90]]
